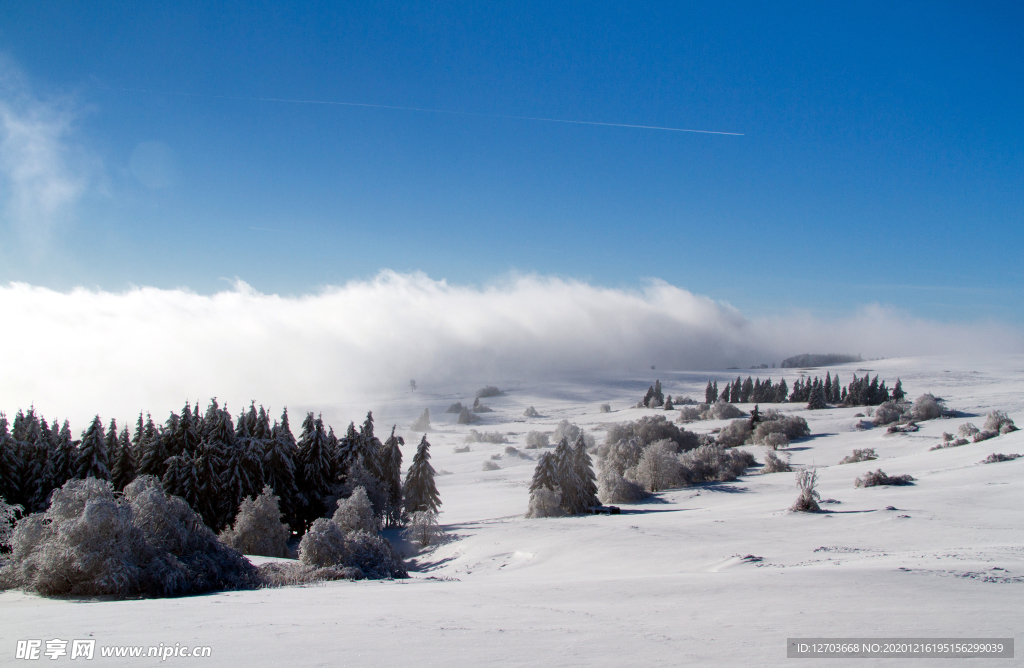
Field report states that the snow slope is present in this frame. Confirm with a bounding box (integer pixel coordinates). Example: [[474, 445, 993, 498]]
[[2, 356, 1022, 666]]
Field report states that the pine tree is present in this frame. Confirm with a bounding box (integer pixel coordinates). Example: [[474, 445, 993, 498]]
[[297, 413, 333, 529], [138, 414, 171, 479], [892, 379, 905, 402], [705, 381, 716, 404], [0, 412, 22, 505], [76, 416, 110, 480], [403, 435, 440, 514], [51, 420, 75, 490], [529, 452, 560, 494], [265, 409, 298, 528], [824, 373, 832, 403], [379, 426, 404, 528], [777, 378, 788, 403], [570, 434, 598, 512], [653, 380, 664, 406], [195, 439, 226, 529], [712, 381, 719, 402], [807, 382, 827, 410], [741, 377, 754, 403], [111, 426, 136, 491], [358, 412, 384, 482]]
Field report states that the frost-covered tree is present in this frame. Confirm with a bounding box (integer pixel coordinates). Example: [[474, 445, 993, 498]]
[[705, 381, 716, 404], [806, 381, 827, 410], [0, 414, 21, 506], [403, 510, 443, 546], [410, 409, 431, 432], [403, 435, 440, 514], [631, 440, 679, 492], [297, 413, 334, 530], [265, 410, 298, 528], [76, 416, 110, 480], [529, 452, 560, 495], [332, 486, 377, 534], [219, 485, 290, 558]]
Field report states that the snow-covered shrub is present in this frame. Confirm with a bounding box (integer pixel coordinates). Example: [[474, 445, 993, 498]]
[[762, 450, 791, 473], [445, 402, 465, 414], [717, 419, 752, 448], [629, 440, 681, 492], [909, 394, 943, 421], [457, 408, 478, 424], [298, 518, 348, 568], [465, 430, 506, 444], [257, 562, 361, 586], [872, 401, 907, 426], [959, 423, 980, 438], [553, 420, 595, 449], [219, 486, 291, 558], [482, 461, 500, 471], [523, 406, 540, 417], [702, 400, 745, 421], [403, 510, 444, 547], [597, 469, 648, 504], [941, 432, 954, 442], [600, 437, 644, 477], [524, 431, 549, 449], [476, 386, 503, 399], [753, 413, 810, 442], [604, 415, 698, 453], [677, 445, 755, 485], [763, 432, 789, 450], [410, 409, 431, 431], [452, 445, 471, 454], [344, 530, 407, 579], [854, 470, 914, 487], [791, 469, 821, 512], [984, 411, 1017, 434], [525, 487, 565, 518], [0, 497, 20, 555], [677, 406, 702, 422], [599, 403, 612, 413], [332, 487, 378, 535], [973, 430, 998, 443], [1, 476, 259, 598], [982, 453, 1020, 464], [839, 448, 878, 465], [930, 438, 969, 450]]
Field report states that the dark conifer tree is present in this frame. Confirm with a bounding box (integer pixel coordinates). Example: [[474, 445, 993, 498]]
[[297, 413, 333, 529], [0, 413, 22, 505], [568, 434, 599, 512], [777, 378, 788, 403], [529, 451, 560, 494], [266, 410, 299, 530], [110, 426, 136, 491], [893, 379, 905, 402], [403, 435, 440, 514], [807, 382, 827, 410], [76, 416, 110, 480], [712, 381, 719, 402], [51, 420, 75, 490], [379, 426, 404, 528], [741, 377, 754, 403], [705, 381, 716, 404]]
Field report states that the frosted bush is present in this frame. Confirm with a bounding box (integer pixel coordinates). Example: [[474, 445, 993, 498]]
[[604, 415, 699, 453], [344, 530, 407, 579], [958, 423, 980, 438], [523, 406, 540, 417], [629, 440, 681, 492], [762, 450, 791, 473], [930, 438, 969, 450], [0, 497, 21, 555], [476, 386, 503, 398], [854, 470, 914, 487], [973, 430, 997, 443], [982, 453, 1020, 464], [703, 400, 744, 420], [410, 409, 431, 431], [298, 518, 348, 568], [525, 431, 549, 449], [465, 430, 506, 444], [717, 419, 752, 448], [677, 445, 755, 485], [909, 394, 943, 421], [403, 510, 444, 548], [872, 401, 906, 426], [839, 448, 878, 464], [941, 432, 954, 442], [482, 461, 500, 471], [791, 469, 821, 512], [753, 413, 810, 442], [257, 562, 362, 586], [332, 487, 378, 535], [552, 420, 594, 448], [445, 402, 464, 413], [525, 487, 566, 518], [597, 469, 648, 504], [600, 437, 644, 477], [219, 486, 291, 558], [599, 403, 612, 413], [763, 432, 789, 450], [678, 406, 702, 422], [457, 408, 479, 424], [453, 445, 471, 453], [1, 477, 259, 598], [984, 411, 1017, 433]]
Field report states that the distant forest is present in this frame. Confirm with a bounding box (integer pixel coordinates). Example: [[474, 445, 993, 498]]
[[780, 353, 862, 368]]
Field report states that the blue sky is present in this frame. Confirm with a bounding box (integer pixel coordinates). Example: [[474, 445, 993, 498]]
[[0, 1, 1021, 322]]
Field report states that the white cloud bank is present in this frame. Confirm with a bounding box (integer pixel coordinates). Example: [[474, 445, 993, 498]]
[[1, 271, 1020, 426]]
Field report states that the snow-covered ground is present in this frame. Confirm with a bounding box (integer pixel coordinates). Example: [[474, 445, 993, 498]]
[[3, 356, 1022, 666]]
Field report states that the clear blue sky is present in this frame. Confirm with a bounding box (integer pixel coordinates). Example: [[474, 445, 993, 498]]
[[1, 1, 1021, 322]]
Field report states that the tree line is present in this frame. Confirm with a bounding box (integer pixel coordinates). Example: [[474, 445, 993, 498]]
[[0, 400, 439, 535], [703, 372, 903, 408]]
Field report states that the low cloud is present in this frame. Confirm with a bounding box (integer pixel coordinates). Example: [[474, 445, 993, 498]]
[[0, 271, 1020, 426]]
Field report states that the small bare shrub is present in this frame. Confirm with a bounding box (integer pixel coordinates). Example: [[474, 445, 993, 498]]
[[403, 510, 444, 547], [959, 422, 980, 438], [930, 438, 969, 450], [453, 445, 471, 454], [984, 411, 1017, 433], [791, 468, 821, 512], [762, 450, 791, 473], [839, 448, 878, 465], [941, 432, 954, 442], [525, 487, 565, 518], [982, 453, 1021, 464], [763, 432, 789, 450], [523, 406, 540, 417], [524, 431, 549, 449], [482, 461, 500, 471], [854, 470, 914, 487]]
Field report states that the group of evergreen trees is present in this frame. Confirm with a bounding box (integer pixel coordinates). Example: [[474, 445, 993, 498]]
[[0, 400, 437, 536], [704, 377, 790, 405], [528, 434, 599, 515], [702, 373, 903, 409]]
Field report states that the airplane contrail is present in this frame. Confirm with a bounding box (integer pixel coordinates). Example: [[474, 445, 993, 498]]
[[102, 86, 744, 136]]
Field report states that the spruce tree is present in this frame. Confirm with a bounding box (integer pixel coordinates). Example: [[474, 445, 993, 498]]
[[297, 413, 333, 528], [529, 452, 560, 494], [403, 435, 440, 514], [379, 426, 404, 528], [265, 409, 298, 528], [0, 412, 22, 505], [893, 379, 905, 402], [741, 377, 753, 403], [76, 416, 110, 480], [705, 381, 716, 404], [570, 434, 599, 512], [138, 416, 171, 479], [51, 420, 75, 490], [807, 382, 827, 410], [777, 378, 788, 403], [653, 380, 664, 406], [111, 426, 136, 491]]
